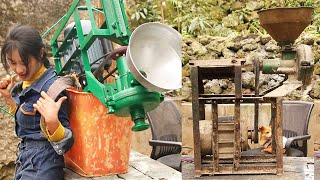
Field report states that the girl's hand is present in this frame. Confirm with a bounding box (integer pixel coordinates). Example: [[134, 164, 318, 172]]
[[0, 75, 16, 98], [33, 91, 67, 134]]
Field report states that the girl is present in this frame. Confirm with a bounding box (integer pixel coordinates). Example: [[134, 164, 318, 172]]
[[0, 25, 73, 180]]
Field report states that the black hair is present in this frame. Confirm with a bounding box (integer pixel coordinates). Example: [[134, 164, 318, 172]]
[[0, 24, 51, 73]]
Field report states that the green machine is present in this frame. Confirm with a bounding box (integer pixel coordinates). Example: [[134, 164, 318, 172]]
[[44, 0, 182, 131]]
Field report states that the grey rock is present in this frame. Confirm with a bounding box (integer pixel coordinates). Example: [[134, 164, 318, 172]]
[[207, 41, 224, 55], [242, 72, 255, 89], [236, 49, 246, 58], [232, 1, 245, 10], [190, 41, 208, 56], [226, 41, 242, 51], [198, 51, 219, 60], [265, 41, 280, 52], [310, 80, 320, 99], [219, 79, 231, 89], [222, 14, 239, 28], [301, 34, 315, 45], [246, 1, 264, 11], [204, 80, 223, 94], [180, 77, 192, 101], [240, 38, 256, 47], [243, 43, 258, 51], [222, 48, 235, 58], [198, 35, 214, 46], [260, 35, 272, 45], [314, 62, 320, 75]]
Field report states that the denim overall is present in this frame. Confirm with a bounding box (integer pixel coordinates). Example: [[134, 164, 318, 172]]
[[11, 68, 74, 180]]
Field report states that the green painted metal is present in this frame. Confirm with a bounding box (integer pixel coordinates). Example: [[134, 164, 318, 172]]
[[109, 56, 163, 130], [47, 0, 163, 131], [282, 50, 296, 60], [262, 59, 281, 74]]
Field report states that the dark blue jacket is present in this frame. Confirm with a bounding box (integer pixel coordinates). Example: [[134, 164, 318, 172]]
[[11, 68, 73, 155]]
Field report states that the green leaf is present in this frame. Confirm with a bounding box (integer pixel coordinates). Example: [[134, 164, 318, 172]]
[[135, 12, 140, 20], [143, 8, 148, 15], [188, 17, 199, 33], [140, 12, 146, 19], [131, 13, 135, 20]]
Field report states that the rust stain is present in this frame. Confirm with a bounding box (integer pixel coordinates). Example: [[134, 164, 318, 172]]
[[64, 89, 132, 176]]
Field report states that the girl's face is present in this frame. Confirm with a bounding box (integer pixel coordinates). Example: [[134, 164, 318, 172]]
[[6, 48, 42, 81]]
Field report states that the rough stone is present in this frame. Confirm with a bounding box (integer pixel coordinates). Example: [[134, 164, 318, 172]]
[[222, 14, 239, 28], [310, 80, 320, 99], [301, 34, 315, 45], [198, 35, 214, 46], [232, 1, 245, 10], [314, 62, 320, 75], [198, 51, 219, 60], [209, 6, 226, 21], [246, 1, 264, 11], [190, 41, 207, 56], [236, 49, 246, 58], [226, 41, 241, 51], [204, 80, 223, 94], [206, 41, 224, 55], [260, 35, 272, 45], [240, 38, 256, 47], [243, 43, 258, 51], [314, 46, 320, 63], [265, 41, 280, 52], [219, 79, 230, 89], [242, 72, 255, 89], [182, 63, 190, 77], [222, 48, 235, 58], [180, 77, 192, 101], [222, 83, 235, 94], [0, 0, 75, 43]]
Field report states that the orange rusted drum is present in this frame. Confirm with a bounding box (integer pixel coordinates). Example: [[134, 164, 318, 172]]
[[64, 89, 133, 177]]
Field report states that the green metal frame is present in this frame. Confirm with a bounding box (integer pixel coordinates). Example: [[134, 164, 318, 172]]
[[45, 0, 163, 131]]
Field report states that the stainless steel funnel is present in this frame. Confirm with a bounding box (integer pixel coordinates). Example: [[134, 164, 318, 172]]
[[126, 22, 182, 92]]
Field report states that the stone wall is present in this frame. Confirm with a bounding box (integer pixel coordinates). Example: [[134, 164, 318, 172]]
[[0, 0, 76, 43], [0, 94, 18, 180], [179, 33, 320, 101]]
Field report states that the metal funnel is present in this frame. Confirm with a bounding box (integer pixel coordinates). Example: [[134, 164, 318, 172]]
[[258, 7, 313, 46]]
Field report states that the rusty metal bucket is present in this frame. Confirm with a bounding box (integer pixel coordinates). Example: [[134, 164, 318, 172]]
[[64, 89, 133, 176], [258, 7, 313, 45]]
